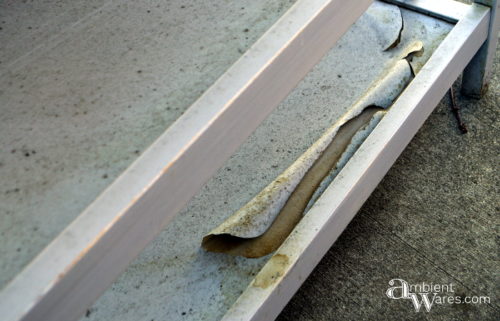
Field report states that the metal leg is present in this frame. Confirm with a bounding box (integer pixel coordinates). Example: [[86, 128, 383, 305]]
[[462, 0, 499, 98]]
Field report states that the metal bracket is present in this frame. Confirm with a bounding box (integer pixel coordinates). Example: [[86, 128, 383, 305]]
[[382, 0, 470, 23], [462, 0, 499, 98]]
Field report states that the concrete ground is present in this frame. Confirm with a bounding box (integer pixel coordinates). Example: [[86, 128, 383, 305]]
[[277, 46, 499, 320]]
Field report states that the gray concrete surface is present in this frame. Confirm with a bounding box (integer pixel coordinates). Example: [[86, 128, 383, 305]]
[[277, 45, 499, 321]]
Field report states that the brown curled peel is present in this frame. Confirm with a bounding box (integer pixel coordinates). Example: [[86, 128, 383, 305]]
[[202, 59, 414, 258], [203, 107, 383, 257]]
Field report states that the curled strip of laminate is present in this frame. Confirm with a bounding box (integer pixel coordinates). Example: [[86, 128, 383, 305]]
[[202, 58, 414, 258]]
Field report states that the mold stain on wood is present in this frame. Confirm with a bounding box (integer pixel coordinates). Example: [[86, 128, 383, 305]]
[[252, 254, 289, 289]]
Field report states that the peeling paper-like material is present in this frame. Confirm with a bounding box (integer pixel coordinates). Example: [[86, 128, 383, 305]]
[[202, 59, 413, 258], [383, 7, 403, 51], [364, 1, 404, 51], [304, 110, 386, 213], [400, 41, 424, 74], [202, 107, 383, 258], [400, 40, 424, 60]]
